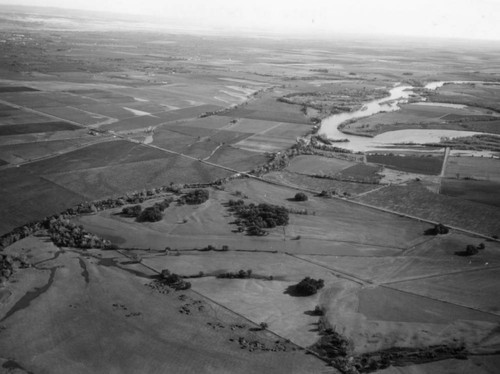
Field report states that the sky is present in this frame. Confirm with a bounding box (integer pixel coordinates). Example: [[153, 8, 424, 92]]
[[1, 0, 499, 40]]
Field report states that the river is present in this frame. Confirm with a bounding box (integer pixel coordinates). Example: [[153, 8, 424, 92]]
[[319, 81, 497, 154]]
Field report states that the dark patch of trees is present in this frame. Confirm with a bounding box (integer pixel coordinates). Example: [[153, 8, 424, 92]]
[[217, 269, 253, 279], [47, 217, 111, 249], [136, 198, 173, 222], [137, 207, 163, 222], [425, 223, 449, 236], [121, 204, 142, 217], [294, 192, 308, 201], [226, 200, 289, 236], [456, 243, 485, 257], [178, 189, 209, 205], [160, 269, 191, 290], [1, 254, 30, 283], [293, 277, 325, 296]]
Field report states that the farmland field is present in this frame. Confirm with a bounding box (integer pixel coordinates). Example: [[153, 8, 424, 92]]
[[445, 156, 500, 182], [367, 154, 444, 175], [441, 178, 500, 207], [0, 121, 80, 135]]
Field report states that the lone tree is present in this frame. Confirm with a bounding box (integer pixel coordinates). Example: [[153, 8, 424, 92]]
[[259, 322, 269, 330], [294, 192, 308, 201], [425, 223, 449, 236]]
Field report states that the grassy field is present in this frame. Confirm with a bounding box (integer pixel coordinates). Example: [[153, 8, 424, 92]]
[[367, 154, 444, 175], [441, 178, 500, 207], [0, 238, 326, 374]]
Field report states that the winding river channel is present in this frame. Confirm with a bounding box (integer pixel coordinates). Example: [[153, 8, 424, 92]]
[[319, 82, 497, 155]]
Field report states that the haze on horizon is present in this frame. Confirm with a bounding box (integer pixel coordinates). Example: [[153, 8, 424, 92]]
[[0, 0, 499, 41]]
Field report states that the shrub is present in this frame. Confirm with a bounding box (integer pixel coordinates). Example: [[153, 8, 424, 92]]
[[294, 192, 308, 201], [425, 223, 449, 236]]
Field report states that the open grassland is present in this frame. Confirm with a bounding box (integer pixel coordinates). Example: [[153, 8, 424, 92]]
[[445, 156, 500, 182], [0, 238, 326, 374], [355, 182, 500, 237], [367, 154, 444, 175], [441, 178, 500, 207]]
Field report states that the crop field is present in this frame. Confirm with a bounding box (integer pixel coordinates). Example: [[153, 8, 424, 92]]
[[441, 178, 500, 207], [445, 156, 500, 182], [34, 106, 110, 126], [337, 163, 381, 180], [221, 91, 310, 125], [0, 168, 85, 235], [367, 154, 444, 175], [286, 155, 355, 175], [22, 140, 168, 174], [44, 157, 233, 200], [0, 85, 39, 92], [355, 182, 500, 236], [206, 146, 267, 171], [0, 137, 107, 164], [264, 170, 381, 196], [0, 109, 53, 126], [0, 121, 80, 136]]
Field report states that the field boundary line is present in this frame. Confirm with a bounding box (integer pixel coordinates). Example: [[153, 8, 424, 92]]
[[285, 253, 369, 286]]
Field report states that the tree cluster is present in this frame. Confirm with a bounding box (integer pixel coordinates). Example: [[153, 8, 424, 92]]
[[47, 217, 110, 249], [121, 204, 142, 217], [227, 200, 289, 236], [160, 269, 191, 290], [294, 192, 308, 201], [135, 198, 173, 223], [457, 243, 485, 257], [1, 254, 30, 283], [217, 269, 253, 279], [294, 277, 325, 296], [178, 189, 209, 205]]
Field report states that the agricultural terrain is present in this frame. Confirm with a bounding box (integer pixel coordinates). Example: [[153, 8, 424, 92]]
[[1, 5, 500, 374]]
